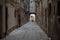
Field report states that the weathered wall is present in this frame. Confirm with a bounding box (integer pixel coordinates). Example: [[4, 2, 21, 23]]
[[51, 0, 60, 40], [6, 3, 18, 30], [20, 0, 30, 26], [36, 0, 48, 33], [36, 0, 60, 40]]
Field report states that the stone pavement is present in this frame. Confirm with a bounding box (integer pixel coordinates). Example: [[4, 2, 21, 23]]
[[2, 22, 48, 40]]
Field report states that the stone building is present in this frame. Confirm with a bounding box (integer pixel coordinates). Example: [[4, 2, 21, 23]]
[[36, 0, 48, 33], [19, 0, 29, 26], [36, 0, 60, 40], [5, 0, 21, 35], [19, 0, 25, 26], [0, 0, 20, 38], [24, 0, 30, 22], [48, 0, 60, 40], [30, 0, 36, 14]]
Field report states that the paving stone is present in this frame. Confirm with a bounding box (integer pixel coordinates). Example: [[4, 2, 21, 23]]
[[2, 22, 48, 40]]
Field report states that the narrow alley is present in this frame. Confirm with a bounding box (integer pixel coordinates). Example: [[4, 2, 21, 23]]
[[0, 0, 60, 40], [2, 22, 48, 40]]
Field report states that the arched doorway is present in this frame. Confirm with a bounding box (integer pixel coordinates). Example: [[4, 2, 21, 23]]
[[29, 14, 36, 22]]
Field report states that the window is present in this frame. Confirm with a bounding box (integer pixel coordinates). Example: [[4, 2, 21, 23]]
[[48, 3, 51, 16]]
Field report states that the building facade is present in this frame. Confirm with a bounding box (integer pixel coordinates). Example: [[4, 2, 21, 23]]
[[36, 0, 48, 33], [48, 0, 60, 40], [36, 0, 60, 40], [0, 0, 20, 38], [20, 0, 26, 26], [0, 0, 31, 39], [5, 0, 21, 35], [24, 0, 30, 22], [30, 0, 36, 14], [20, 0, 30, 25]]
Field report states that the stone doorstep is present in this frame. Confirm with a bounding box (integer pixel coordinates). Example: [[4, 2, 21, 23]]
[[7, 25, 19, 34], [0, 25, 19, 39]]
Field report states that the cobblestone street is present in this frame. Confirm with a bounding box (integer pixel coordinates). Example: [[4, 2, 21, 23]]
[[2, 22, 48, 40]]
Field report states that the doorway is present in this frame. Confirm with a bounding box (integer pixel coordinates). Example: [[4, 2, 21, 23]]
[[0, 5, 3, 38], [56, 1, 60, 35], [18, 15, 20, 27], [57, 1, 60, 16], [56, 1, 60, 40], [5, 7, 8, 35], [48, 3, 51, 37]]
